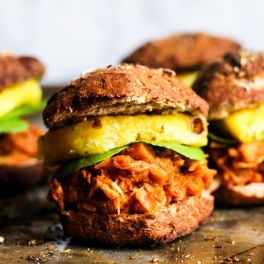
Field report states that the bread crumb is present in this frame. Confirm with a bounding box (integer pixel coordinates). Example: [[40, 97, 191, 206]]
[[228, 239, 236, 245], [0, 236, 4, 243], [151, 257, 159, 262], [47, 245, 56, 251], [63, 249, 73, 253]]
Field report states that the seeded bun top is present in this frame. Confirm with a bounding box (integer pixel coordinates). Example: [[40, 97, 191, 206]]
[[0, 54, 45, 90], [192, 50, 264, 120], [122, 33, 241, 72], [43, 64, 208, 129]]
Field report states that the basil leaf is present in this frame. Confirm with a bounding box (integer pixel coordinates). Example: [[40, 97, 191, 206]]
[[0, 118, 29, 133], [56, 145, 128, 178], [145, 141, 205, 161], [0, 100, 46, 134], [1, 100, 47, 121], [56, 141, 205, 178], [208, 132, 238, 144]]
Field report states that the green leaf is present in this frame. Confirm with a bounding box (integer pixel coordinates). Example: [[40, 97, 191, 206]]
[[56, 145, 128, 178], [145, 141, 205, 161], [0, 100, 47, 134], [1, 100, 47, 121], [0, 118, 29, 133], [56, 141, 205, 178], [208, 132, 238, 144]]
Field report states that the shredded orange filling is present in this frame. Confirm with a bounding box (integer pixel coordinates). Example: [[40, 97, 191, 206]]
[[49, 142, 215, 215], [210, 140, 264, 188], [0, 122, 43, 165]]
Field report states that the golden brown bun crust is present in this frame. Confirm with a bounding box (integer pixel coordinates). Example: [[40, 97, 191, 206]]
[[122, 33, 241, 72], [58, 192, 213, 247], [0, 54, 45, 89], [192, 50, 264, 120], [213, 183, 264, 206], [0, 159, 48, 196], [43, 64, 209, 129]]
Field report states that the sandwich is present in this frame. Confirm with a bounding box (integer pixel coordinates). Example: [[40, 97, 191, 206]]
[[39, 64, 216, 246], [192, 50, 264, 205], [0, 53, 46, 195], [122, 32, 241, 86]]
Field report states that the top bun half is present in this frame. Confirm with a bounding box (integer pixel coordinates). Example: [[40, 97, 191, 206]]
[[43, 64, 208, 129], [0, 54, 45, 90], [192, 50, 264, 120], [122, 33, 241, 72]]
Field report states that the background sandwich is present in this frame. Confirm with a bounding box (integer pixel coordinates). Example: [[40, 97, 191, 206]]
[[0, 53, 46, 195], [39, 64, 216, 246], [122, 32, 241, 86], [192, 50, 264, 205]]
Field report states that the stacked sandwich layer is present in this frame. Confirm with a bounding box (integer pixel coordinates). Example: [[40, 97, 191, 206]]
[[0, 54, 46, 194], [193, 50, 264, 205], [39, 64, 216, 246]]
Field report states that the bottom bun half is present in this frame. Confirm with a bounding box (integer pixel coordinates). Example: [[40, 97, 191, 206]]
[[58, 191, 213, 247], [213, 183, 264, 206], [0, 158, 48, 196]]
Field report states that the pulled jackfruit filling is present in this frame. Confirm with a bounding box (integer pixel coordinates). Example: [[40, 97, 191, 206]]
[[210, 140, 264, 187], [49, 142, 215, 215], [39, 113, 207, 166], [0, 122, 43, 165]]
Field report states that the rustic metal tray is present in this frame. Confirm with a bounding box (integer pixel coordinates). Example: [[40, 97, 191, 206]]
[[0, 185, 263, 264], [0, 88, 263, 264]]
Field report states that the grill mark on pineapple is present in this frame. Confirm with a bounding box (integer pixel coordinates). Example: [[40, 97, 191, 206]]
[[191, 117, 204, 134], [92, 118, 102, 129]]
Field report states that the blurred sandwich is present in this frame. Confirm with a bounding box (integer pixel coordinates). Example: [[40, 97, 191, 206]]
[[192, 50, 264, 205], [39, 64, 216, 246], [122, 32, 241, 86], [0, 53, 46, 195]]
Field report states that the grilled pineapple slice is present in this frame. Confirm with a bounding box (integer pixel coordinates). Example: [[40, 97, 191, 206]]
[[39, 114, 208, 166], [177, 71, 198, 86], [0, 78, 42, 118], [210, 103, 264, 143]]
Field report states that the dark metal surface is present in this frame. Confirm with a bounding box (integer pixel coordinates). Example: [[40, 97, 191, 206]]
[[0, 186, 263, 264], [0, 88, 263, 264]]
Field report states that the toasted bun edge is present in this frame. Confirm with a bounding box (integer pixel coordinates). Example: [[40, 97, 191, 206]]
[[58, 191, 214, 247]]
